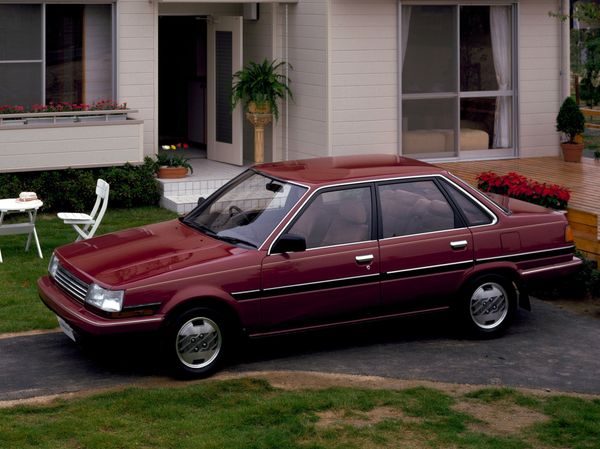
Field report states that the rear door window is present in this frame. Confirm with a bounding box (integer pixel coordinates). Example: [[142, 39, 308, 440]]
[[378, 180, 457, 238]]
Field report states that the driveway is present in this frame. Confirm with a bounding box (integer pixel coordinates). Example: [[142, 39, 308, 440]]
[[1, 298, 599, 402]]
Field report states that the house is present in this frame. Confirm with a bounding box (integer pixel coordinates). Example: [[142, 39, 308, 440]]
[[0, 0, 570, 173]]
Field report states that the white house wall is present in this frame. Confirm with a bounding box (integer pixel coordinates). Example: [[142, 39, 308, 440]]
[[330, 0, 398, 156], [118, 0, 156, 158], [285, 0, 330, 160], [518, 0, 563, 157], [326, 0, 562, 159]]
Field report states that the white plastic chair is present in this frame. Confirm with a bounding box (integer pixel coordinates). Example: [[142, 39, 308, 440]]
[[58, 179, 110, 241]]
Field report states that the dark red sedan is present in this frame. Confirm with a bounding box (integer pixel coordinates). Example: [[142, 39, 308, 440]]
[[38, 155, 581, 377]]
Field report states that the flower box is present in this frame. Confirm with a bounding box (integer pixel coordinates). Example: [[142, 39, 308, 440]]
[[0, 109, 143, 173], [476, 171, 570, 210], [158, 166, 189, 179]]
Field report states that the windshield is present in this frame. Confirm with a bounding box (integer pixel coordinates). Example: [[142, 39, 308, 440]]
[[183, 170, 307, 248]]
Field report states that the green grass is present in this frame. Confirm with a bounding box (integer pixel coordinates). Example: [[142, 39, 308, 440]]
[[0, 206, 177, 334], [1, 379, 599, 449]]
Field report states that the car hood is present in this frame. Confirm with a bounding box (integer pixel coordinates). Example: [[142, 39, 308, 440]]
[[56, 219, 242, 287]]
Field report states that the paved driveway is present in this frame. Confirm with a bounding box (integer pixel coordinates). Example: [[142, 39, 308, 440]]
[[1, 298, 599, 402]]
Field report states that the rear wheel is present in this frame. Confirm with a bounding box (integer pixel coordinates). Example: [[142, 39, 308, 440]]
[[165, 307, 228, 378], [460, 275, 516, 338]]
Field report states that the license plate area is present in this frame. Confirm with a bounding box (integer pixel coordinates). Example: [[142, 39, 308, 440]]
[[57, 316, 76, 342]]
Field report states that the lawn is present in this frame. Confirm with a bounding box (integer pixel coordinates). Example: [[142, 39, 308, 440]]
[[0, 206, 177, 334], [1, 377, 599, 449]]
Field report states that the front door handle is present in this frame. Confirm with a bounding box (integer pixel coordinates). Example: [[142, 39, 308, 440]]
[[450, 240, 468, 250], [355, 254, 374, 265]]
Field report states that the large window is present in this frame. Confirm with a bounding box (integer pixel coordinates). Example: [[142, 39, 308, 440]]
[[401, 4, 515, 159], [0, 3, 114, 108]]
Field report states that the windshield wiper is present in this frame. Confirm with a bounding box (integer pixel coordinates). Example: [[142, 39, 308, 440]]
[[182, 219, 217, 237], [215, 235, 258, 249]]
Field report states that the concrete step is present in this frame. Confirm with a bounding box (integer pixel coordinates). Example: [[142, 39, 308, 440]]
[[158, 178, 230, 214]]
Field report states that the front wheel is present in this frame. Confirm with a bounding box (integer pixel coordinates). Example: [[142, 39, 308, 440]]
[[165, 307, 228, 378], [460, 275, 516, 338]]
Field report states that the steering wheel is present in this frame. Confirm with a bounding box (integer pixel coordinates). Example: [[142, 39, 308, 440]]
[[228, 205, 243, 216]]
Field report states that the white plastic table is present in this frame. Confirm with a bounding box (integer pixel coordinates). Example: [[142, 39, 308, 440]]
[[0, 198, 43, 263]]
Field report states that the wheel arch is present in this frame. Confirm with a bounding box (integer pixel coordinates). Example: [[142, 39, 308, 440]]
[[162, 295, 243, 336], [462, 264, 530, 310]]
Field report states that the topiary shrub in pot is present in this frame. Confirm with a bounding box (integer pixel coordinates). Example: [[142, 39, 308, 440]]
[[556, 97, 586, 162]]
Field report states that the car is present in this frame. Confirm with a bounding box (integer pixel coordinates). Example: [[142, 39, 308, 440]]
[[38, 155, 582, 378]]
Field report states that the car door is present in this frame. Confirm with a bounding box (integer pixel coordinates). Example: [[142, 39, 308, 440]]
[[377, 178, 474, 314], [260, 184, 380, 332]]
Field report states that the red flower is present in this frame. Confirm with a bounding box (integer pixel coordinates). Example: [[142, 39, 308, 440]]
[[476, 171, 569, 210]]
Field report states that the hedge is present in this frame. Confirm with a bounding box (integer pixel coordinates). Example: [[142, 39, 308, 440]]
[[0, 157, 160, 212]]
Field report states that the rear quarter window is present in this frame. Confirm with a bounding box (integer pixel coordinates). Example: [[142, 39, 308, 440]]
[[441, 179, 494, 226]]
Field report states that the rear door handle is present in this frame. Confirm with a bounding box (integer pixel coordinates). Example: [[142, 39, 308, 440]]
[[355, 254, 374, 264], [450, 240, 468, 250]]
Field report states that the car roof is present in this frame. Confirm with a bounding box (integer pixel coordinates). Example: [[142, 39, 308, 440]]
[[254, 154, 448, 187]]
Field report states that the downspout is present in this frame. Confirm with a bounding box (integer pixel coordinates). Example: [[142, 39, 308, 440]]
[[560, 0, 570, 101], [285, 4, 289, 161]]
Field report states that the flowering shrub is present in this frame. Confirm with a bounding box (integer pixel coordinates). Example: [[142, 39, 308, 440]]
[[476, 171, 570, 210], [0, 100, 127, 114]]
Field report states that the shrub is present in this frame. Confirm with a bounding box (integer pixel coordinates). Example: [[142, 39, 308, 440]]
[[476, 171, 570, 210], [532, 252, 600, 299], [556, 97, 585, 143], [0, 157, 160, 212]]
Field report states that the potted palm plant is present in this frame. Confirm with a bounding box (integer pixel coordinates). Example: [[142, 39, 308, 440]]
[[231, 58, 293, 120], [556, 97, 586, 162]]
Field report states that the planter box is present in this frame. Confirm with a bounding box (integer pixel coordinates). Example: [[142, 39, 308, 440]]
[[0, 116, 144, 173], [0, 110, 130, 127]]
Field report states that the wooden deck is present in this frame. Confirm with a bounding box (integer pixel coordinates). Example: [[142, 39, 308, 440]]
[[438, 157, 600, 262]]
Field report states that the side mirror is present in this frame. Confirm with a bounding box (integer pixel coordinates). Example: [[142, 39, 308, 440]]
[[271, 233, 306, 254], [197, 197, 206, 206]]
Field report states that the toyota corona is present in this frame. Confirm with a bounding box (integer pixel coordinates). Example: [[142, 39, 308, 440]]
[[38, 155, 582, 377]]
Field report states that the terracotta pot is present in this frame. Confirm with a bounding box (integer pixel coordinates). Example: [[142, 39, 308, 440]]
[[248, 101, 271, 114], [561, 142, 584, 163], [158, 166, 188, 179]]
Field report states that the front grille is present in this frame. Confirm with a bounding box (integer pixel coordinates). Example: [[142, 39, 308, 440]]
[[55, 264, 89, 303]]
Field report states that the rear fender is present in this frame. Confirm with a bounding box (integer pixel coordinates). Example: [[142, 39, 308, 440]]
[[462, 262, 530, 310]]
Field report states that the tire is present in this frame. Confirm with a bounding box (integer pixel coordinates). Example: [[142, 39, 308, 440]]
[[460, 275, 516, 338], [165, 307, 229, 378]]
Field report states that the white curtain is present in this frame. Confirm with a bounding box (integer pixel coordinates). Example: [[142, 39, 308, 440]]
[[401, 6, 412, 67], [490, 6, 511, 148]]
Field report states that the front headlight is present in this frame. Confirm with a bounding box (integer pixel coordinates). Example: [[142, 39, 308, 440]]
[[86, 283, 124, 312], [48, 253, 59, 278]]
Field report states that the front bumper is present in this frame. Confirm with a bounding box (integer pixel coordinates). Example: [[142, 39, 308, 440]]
[[38, 276, 164, 336]]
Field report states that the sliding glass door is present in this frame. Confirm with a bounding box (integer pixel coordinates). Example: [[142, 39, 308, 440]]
[[400, 4, 516, 160]]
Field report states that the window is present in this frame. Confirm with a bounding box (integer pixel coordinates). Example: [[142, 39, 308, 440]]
[[188, 171, 307, 248], [441, 180, 494, 226], [289, 187, 372, 249], [401, 4, 515, 159], [379, 180, 456, 237], [0, 3, 113, 108]]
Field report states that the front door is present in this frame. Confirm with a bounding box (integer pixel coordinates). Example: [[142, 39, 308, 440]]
[[260, 185, 380, 332], [207, 16, 243, 165]]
